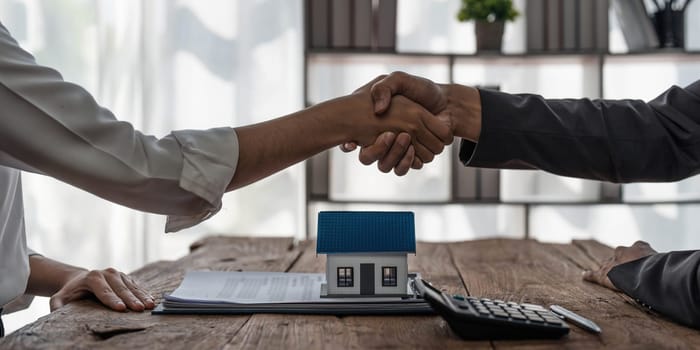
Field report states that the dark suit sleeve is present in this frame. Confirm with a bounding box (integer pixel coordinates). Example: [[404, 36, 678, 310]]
[[607, 251, 700, 328], [458, 82, 700, 327], [460, 80, 700, 183]]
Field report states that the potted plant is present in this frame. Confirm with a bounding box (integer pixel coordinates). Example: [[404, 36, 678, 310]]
[[457, 0, 519, 53]]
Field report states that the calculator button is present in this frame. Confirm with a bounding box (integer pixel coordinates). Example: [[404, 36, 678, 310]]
[[509, 314, 527, 320], [451, 299, 470, 308], [527, 316, 545, 323], [492, 311, 509, 318], [543, 317, 563, 324], [520, 303, 547, 311], [477, 309, 491, 316]]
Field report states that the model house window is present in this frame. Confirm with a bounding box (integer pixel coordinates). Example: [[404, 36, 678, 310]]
[[382, 266, 397, 287], [337, 267, 354, 287]]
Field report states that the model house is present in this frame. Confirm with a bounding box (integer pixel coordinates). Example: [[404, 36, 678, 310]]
[[316, 211, 416, 297]]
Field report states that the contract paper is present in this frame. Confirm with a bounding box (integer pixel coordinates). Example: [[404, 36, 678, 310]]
[[166, 271, 406, 304], [154, 271, 432, 315]]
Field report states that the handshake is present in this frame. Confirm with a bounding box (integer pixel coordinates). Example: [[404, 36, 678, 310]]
[[334, 72, 483, 176], [229, 71, 484, 191]]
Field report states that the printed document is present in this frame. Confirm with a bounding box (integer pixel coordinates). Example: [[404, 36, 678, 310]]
[[167, 271, 409, 304], [167, 271, 327, 304]]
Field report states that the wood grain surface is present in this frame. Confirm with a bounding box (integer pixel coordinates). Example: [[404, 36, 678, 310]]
[[1, 237, 698, 349]]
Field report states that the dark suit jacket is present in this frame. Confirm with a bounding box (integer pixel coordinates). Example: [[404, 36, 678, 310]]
[[459, 80, 700, 328]]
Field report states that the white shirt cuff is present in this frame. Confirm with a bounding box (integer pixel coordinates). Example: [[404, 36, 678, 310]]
[[165, 127, 239, 232]]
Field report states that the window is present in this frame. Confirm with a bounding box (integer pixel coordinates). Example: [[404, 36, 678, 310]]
[[337, 267, 354, 287], [382, 266, 397, 287]]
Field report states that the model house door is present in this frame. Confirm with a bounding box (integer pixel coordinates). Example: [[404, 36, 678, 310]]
[[360, 263, 375, 295]]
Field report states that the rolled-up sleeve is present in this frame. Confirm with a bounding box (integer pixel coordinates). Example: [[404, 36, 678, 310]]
[[0, 23, 238, 232]]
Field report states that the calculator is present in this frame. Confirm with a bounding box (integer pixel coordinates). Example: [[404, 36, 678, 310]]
[[414, 278, 569, 340]]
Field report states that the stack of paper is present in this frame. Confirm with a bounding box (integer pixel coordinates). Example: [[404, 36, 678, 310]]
[[152, 271, 433, 315]]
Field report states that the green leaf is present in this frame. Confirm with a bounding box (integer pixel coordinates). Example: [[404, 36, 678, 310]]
[[456, 0, 520, 22]]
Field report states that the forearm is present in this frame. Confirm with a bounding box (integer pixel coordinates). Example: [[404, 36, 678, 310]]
[[25, 255, 86, 297], [608, 251, 700, 328], [228, 96, 355, 191]]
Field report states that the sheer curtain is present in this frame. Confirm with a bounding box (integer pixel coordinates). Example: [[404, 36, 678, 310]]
[[0, 0, 304, 333]]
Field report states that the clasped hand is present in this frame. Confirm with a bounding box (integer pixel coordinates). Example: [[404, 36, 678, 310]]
[[343, 72, 473, 176]]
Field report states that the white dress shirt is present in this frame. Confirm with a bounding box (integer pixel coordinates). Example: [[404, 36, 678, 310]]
[[0, 167, 30, 310], [0, 20, 239, 309]]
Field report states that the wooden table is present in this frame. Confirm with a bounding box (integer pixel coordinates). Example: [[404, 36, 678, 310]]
[[2, 237, 699, 349]]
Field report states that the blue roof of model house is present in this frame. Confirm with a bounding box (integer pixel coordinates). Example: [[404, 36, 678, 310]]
[[316, 211, 416, 254]]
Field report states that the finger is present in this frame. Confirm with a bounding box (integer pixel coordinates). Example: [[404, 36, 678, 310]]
[[583, 269, 618, 291], [370, 71, 445, 114], [49, 292, 66, 312], [50, 283, 91, 312], [358, 132, 396, 166], [370, 82, 393, 114], [84, 270, 127, 311], [121, 274, 156, 309], [340, 142, 358, 152], [353, 74, 388, 94], [632, 240, 657, 255], [378, 133, 412, 173], [633, 240, 651, 249], [416, 132, 445, 156], [411, 157, 423, 170], [582, 270, 599, 284], [596, 272, 617, 290], [423, 113, 454, 145], [413, 142, 436, 164], [614, 246, 626, 259], [413, 113, 448, 156], [394, 145, 415, 176], [103, 269, 145, 311], [370, 72, 412, 114]]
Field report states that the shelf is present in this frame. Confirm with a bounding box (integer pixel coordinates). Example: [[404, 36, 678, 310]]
[[309, 198, 618, 206], [307, 48, 700, 60], [607, 48, 700, 56], [303, 39, 700, 237], [307, 48, 604, 59], [309, 198, 700, 206]]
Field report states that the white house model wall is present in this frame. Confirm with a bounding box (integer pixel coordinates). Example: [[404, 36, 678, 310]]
[[326, 254, 408, 296]]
